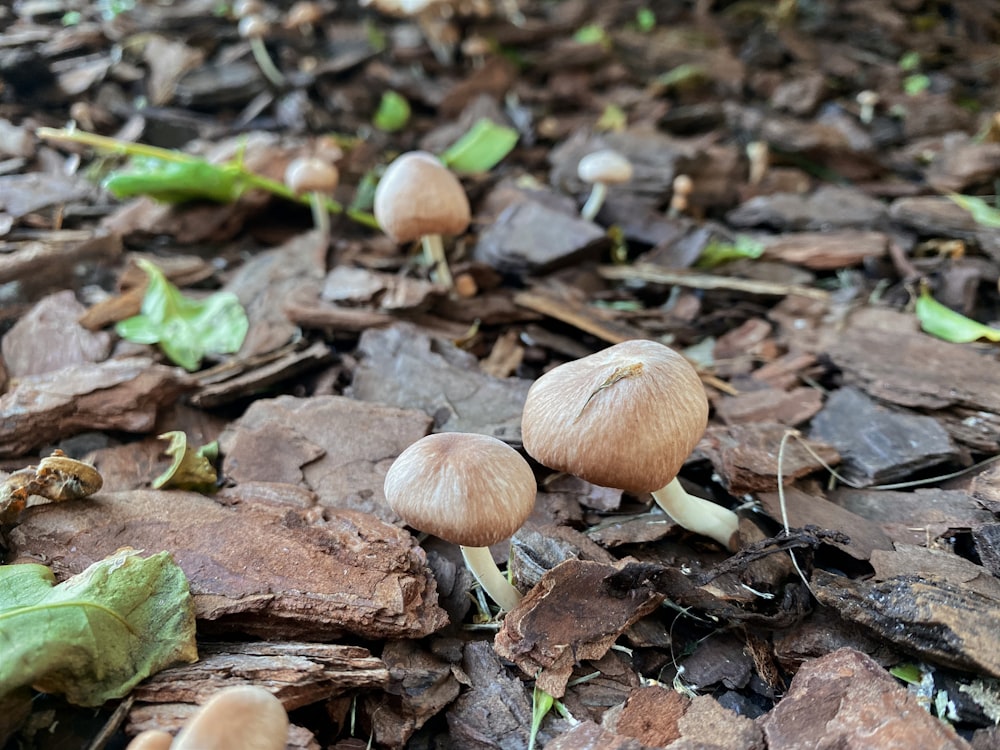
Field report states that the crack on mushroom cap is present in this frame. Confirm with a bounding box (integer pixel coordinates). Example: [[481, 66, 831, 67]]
[[383, 432, 537, 548], [521, 339, 708, 495], [373, 151, 471, 243]]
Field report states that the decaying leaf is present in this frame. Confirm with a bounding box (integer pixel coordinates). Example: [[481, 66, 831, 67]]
[[0, 548, 197, 706], [153, 431, 219, 493]]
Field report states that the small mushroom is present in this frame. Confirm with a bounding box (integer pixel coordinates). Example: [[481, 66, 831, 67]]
[[668, 173, 693, 217], [521, 339, 739, 551], [374, 150, 470, 288], [746, 141, 769, 186], [172, 685, 289, 750], [285, 156, 339, 236], [383, 432, 537, 612], [237, 14, 285, 87], [125, 730, 173, 750], [856, 90, 880, 125], [285, 1, 325, 33], [577, 149, 634, 222]]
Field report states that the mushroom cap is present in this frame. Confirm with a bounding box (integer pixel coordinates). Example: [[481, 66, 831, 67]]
[[284, 156, 339, 195], [384, 432, 537, 548], [125, 730, 173, 750], [238, 14, 270, 39], [374, 151, 471, 243], [172, 686, 289, 750], [577, 149, 634, 185], [286, 1, 324, 27], [521, 339, 708, 495]]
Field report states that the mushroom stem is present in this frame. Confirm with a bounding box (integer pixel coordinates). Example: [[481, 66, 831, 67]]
[[650, 478, 739, 551], [460, 545, 522, 612], [580, 182, 608, 222], [249, 37, 285, 86], [308, 192, 331, 237], [421, 233, 454, 288]]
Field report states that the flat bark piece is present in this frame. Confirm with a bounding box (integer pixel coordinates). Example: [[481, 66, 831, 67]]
[[219, 394, 432, 521], [0, 172, 95, 217], [926, 141, 1000, 194], [972, 524, 1000, 578], [714, 386, 823, 427], [971, 464, 1000, 514], [697, 422, 840, 494], [131, 641, 389, 708], [760, 230, 888, 270], [363, 640, 462, 748], [869, 545, 1000, 601], [494, 559, 664, 697], [0, 230, 122, 286], [0, 357, 191, 458], [8, 490, 448, 640], [678, 634, 755, 690], [756, 487, 893, 562], [808, 387, 959, 486], [608, 684, 687, 746], [2, 290, 112, 378], [825, 327, 1000, 414], [546, 721, 644, 750], [349, 323, 531, 444], [127, 705, 318, 750], [726, 185, 887, 231], [445, 640, 538, 750], [224, 230, 326, 358], [472, 198, 608, 274], [773, 607, 899, 674], [834, 487, 994, 547], [759, 648, 972, 750], [513, 287, 653, 344], [190, 341, 334, 409], [811, 570, 1000, 678]]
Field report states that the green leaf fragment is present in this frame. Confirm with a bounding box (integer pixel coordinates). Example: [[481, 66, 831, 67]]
[[0, 548, 197, 706], [695, 235, 765, 268], [373, 91, 411, 132], [947, 193, 1000, 228], [104, 156, 247, 204], [890, 662, 924, 685], [915, 286, 1000, 343], [153, 431, 220, 493], [528, 683, 555, 750], [116, 259, 249, 371], [573, 24, 609, 46], [636, 7, 656, 32], [440, 118, 519, 174]]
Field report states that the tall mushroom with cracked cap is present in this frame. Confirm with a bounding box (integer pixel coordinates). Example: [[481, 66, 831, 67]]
[[521, 339, 740, 551], [577, 148, 633, 222], [384, 432, 537, 612], [172, 685, 289, 750], [374, 150, 470, 288]]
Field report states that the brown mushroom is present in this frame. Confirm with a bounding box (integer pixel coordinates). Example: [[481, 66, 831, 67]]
[[284, 156, 339, 235], [125, 730, 173, 750], [237, 14, 285, 87], [521, 339, 739, 550], [374, 150, 470, 288], [172, 685, 289, 750], [383, 432, 537, 612], [577, 149, 634, 221]]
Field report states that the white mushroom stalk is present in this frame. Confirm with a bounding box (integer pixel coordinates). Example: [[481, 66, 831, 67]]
[[577, 149, 634, 222], [383, 432, 537, 612], [521, 339, 740, 551]]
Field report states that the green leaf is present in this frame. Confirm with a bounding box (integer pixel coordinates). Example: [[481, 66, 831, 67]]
[[898, 51, 921, 72], [596, 104, 628, 133], [947, 193, 1000, 228], [695, 235, 765, 269], [0, 549, 197, 706], [636, 7, 656, 32], [440, 118, 519, 174], [153, 431, 220, 493], [653, 63, 708, 90], [103, 156, 247, 204], [916, 286, 1000, 343], [116, 259, 249, 371], [904, 73, 931, 96], [373, 91, 411, 133], [572, 24, 609, 46]]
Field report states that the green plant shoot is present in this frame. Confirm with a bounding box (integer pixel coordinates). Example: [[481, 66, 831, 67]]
[[116, 259, 249, 371], [696, 235, 765, 268], [528, 683, 555, 750], [440, 118, 519, 174], [947, 193, 1000, 228], [373, 91, 411, 132], [915, 285, 1000, 343], [104, 156, 249, 203]]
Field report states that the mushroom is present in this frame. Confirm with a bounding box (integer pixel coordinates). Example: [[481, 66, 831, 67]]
[[746, 141, 769, 186], [284, 156, 339, 236], [856, 90, 879, 125], [383, 432, 537, 612], [521, 339, 739, 550], [172, 685, 289, 750], [577, 149, 634, 222], [237, 14, 285, 87], [125, 730, 173, 750], [285, 1, 325, 33], [668, 173, 693, 217], [374, 150, 470, 288]]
